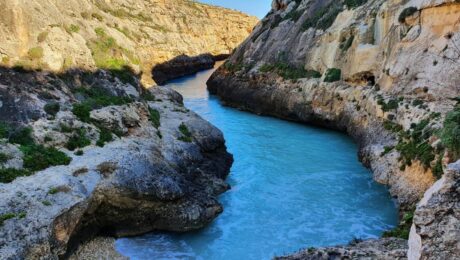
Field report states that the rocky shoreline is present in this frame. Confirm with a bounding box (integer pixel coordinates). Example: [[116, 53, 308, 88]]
[[0, 67, 233, 259], [206, 0, 460, 258], [152, 53, 228, 85]]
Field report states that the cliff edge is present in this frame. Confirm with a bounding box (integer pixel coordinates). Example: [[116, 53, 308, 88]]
[[0, 0, 258, 85], [207, 0, 460, 258]]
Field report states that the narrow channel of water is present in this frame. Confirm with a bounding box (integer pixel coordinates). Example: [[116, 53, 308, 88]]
[[115, 65, 398, 260]]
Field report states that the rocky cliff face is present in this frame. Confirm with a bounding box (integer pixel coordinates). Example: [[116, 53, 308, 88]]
[[0, 67, 233, 258], [0, 0, 258, 85], [207, 0, 460, 258]]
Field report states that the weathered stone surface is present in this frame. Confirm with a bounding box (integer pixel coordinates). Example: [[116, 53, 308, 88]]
[[152, 53, 218, 85], [0, 68, 233, 259], [0, 0, 258, 85], [408, 161, 460, 260], [207, 0, 460, 258], [276, 238, 408, 260]]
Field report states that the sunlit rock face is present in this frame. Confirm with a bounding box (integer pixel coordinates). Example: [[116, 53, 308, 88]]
[[207, 0, 460, 258], [0, 0, 258, 85]]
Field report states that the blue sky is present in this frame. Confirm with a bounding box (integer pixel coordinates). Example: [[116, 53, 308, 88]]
[[198, 0, 272, 19]]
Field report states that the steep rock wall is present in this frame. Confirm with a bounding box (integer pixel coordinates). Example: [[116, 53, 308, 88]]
[[207, 0, 460, 258], [0, 0, 258, 85]]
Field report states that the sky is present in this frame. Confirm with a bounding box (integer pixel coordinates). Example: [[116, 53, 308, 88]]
[[198, 0, 272, 19]]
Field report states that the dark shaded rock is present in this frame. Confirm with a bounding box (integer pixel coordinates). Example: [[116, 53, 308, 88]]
[[152, 54, 216, 85]]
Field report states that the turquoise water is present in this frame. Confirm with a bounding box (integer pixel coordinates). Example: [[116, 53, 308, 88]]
[[115, 66, 398, 260]]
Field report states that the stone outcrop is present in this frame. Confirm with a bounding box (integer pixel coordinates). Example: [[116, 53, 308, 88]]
[[276, 238, 408, 260], [152, 53, 219, 85], [0, 67, 233, 259], [0, 0, 258, 85], [207, 0, 460, 258]]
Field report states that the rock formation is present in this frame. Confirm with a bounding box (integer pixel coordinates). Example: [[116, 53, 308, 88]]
[[0, 0, 258, 85], [207, 0, 460, 258], [0, 67, 233, 258]]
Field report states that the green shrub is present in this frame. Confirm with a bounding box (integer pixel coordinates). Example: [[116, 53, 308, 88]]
[[432, 155, 444, 179], [27, 47, 44, 60], [302, 3, 342, 31], [48, 187, 59, 195], [260, 63, 321, 80], [378, 98, 399, 112], [141, 91, 156, 101], [324, 68, 341, 82], [88, 28, 139, 70], [44, 102, 60, 116], [75, 150, 84, 156], [0, 152, 10, 164], [42, 200, 52, 206], [0, 213, 17, 226], [441, 106, 460, 159], [344, 0, 368, 9], [398, 7, 418, 24], [149, 108, 161, 128], [66, 129, 91, 151], [0, 168, 32, 183], [96, 128, 113, 147], [68, 24, 80, 33], [396, 119, 435, 169], [20, 144, 71, 172], [10, 127, 34, 146], [0, 122, 9, 139], [72, 103, 92, 122], [383, 210, 414, 239], [178, 123, 192, 142]]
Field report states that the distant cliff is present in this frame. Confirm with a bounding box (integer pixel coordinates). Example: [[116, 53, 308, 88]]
[[208, 0, 460, 258], [0, 0, 258, 85]]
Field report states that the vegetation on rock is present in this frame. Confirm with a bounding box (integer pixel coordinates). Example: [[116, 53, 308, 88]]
[[260, 63, 321, 80], [323, 68, 341, 82], [178, 123, 193, 142]]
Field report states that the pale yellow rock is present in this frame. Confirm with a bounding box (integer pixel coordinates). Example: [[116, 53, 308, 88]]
[[0, 0, 258, 85]]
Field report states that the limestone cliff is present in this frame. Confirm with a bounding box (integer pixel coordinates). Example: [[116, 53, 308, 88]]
[[207, 0, 460, 258], [0, 0, 258, 85]]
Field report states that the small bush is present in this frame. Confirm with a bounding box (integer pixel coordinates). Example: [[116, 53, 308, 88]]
[[48, 187, 59, 195], [68, 24, 80, 33], [42, 200, 52, 206], [96, 128, 113, 147], [149, 108, 161, 128], [72, 103, 92, 122], [10, 127, 34, 146], [20, 144, 72, 172], [75, 150, 84, 156], [260, 63, 321, 80], [0, 152, 10, 164], [398, 7, 418, 24], [44, 102, 60, 116], [383, 210, 414, 239], [441, 106, 460, 159], [302, 2, 342, 31], [27, 47, 44, 60], [378, 98, 399, 112], [344, 0, 368, 9], [66, 129, 91, 151], [37, 32, 49, 43], [0, 213, 17, 226], [178, 123, 192, 142], [0, 168, 31, 183], [324, 68, 341, 82]]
